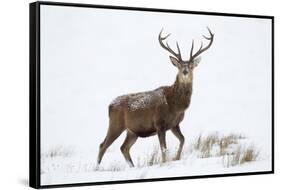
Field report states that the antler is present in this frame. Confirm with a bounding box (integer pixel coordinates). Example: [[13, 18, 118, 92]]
[[159, 29, 182, 61], [189, 27, 214, 61]]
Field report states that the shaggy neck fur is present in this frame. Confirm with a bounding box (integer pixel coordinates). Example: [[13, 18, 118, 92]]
[[166, 73, 193, 111]]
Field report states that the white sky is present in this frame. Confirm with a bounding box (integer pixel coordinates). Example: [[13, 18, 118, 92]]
[[40, 5, 272, 158]]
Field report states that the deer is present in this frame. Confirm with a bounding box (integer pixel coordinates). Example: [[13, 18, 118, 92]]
[[97, 27, 214, 167]]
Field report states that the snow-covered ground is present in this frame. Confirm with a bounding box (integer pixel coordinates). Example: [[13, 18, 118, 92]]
[[40, 5, 272, 185], [41, 133, 271, 185], [42, 156, 270, 186]]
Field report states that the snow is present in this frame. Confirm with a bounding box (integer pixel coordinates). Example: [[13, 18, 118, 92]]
[[40, 4, 272, 185], [110, 88, 166, 111], [42, 159, 270, 185], [41, 135, 271, 185]]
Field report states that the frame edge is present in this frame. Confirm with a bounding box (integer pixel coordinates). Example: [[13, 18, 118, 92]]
[[271, 16, 275, 174], [37, 1, 274, 19], [29, 1, 41, 189], [29, 1, 274, 188]]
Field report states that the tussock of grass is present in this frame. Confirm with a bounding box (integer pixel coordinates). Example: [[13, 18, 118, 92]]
[[224, 145, 260, 167], [241, 146, 259, 163], [93, 162, 126, 172], [137, 145, 162, 167], [148, 146, 162, 166], [42, 146, 74, 158], [136, 145, 180, 168], [192, 133, 259, 167], [193, 132, 220, 158], [192, 133, 246, 158], [104, 163, 125, 171]]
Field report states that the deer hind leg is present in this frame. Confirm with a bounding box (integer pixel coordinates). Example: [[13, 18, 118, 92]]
[[97, 124, 124, 165], [120, 131, 138, 167], [171, 125, 185, 160]]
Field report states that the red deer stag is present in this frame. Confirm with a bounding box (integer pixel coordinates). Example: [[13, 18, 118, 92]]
[[97, 27, 214, 167]]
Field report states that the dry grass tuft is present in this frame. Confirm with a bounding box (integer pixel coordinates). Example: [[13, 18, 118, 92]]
[[224, 145, 259, 167], [241, 146, 260, 164], [106, 163, 125, 171], [148, 146, 162, 166], [192, 133, 246, 158], [197, 133, 219, 158], [136, 145, 179, 167], [93, 162, 126, 172], [42, 146, 74, 158], [137, 145, 162, 167], [192, 133, 259, 167]]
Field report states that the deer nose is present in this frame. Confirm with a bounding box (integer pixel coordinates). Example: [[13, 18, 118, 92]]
[[183, 70, 188, 75]]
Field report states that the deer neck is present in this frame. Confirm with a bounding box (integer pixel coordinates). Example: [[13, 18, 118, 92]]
[[166, 74, 193, 112]]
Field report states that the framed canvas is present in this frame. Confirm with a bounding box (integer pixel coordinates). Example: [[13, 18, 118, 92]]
[[29, 1, 274, 188]]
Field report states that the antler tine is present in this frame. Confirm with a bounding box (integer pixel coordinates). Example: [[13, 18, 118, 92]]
[[166, 42, 181, 60], [199, 41, 203, 51], [159, 29, 182, 61], [159, 29, 171, 40], [189, 27, 214, 61], [166, 42, 172, 50], [176, 42, 182, 60], [190, 40, 194, 60], [203, 27, 213, 39]]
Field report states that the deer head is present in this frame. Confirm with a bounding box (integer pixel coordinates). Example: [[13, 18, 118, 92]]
[[159, 27, 214, 83]]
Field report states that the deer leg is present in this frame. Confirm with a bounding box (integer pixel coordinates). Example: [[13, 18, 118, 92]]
[[171, 125, 185, 160], [97, 127, 124, 165], [120, 131, 138, 167], [157, 129, 167, 162]]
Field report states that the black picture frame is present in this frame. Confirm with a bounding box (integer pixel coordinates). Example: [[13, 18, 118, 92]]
[[29, 1, 274, 189]]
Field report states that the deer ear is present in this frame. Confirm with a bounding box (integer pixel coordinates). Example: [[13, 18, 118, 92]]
[[192, 57, 202, 68], [169, 56, 180, 67]]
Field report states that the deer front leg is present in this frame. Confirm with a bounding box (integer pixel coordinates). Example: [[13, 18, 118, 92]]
[[157, 129, 167, 163], [171, 125, 185, 160]]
